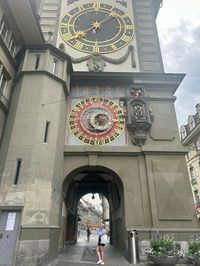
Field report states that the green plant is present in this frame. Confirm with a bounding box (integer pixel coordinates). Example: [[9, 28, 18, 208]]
[[145, 234, 183, 258], [188, 239, 200, 259]]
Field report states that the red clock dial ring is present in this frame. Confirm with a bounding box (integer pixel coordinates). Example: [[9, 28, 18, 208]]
[[69, 97, 125, 145]]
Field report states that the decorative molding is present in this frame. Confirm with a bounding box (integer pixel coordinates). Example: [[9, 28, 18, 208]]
[[87, 57, 106, 72], [121, 88, 154, 146], [116, 0, 127, 7], [67, 0, 127, 8], [67, 0, 79, 5], [59, 43, 65, 52], [58, 45, 136, 71]]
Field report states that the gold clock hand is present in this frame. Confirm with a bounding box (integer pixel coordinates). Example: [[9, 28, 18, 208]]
[[66, 31, 86, 40], [75, 23, 99, 38], [98, 11, 117, 26], [80, 12, 117, 35], [88, 11, 117, 32]]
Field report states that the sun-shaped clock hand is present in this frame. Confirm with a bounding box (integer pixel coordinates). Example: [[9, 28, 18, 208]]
[[75, 11, 118, 37], [91, 11, 117, 32]]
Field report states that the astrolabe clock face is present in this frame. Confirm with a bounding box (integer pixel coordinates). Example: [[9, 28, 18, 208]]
[[69, 97, 125, 145], [59, 2, 134, 54]]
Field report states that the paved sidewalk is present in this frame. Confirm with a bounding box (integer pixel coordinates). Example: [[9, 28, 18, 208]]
[[47, 230, 131, 266], [46, 231, 193, 266]]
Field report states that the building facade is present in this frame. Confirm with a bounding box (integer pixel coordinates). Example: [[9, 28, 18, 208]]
[[180, 103, 200, 218], [0, 0, 199, 265], [77, 198, 102, 233], [0, 0, 43, 144]]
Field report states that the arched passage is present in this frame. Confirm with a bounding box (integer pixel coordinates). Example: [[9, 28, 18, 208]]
[[62, 166, 125, 250]]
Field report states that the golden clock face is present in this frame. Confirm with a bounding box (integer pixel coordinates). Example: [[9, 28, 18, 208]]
[[59, 2, 134, 54], [69, 97, 125, 145]]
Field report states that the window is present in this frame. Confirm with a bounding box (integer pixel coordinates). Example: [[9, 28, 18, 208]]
[[181, 129, 186, 139], [0, 70, 7, 94], [52, 58, 58, 74], [0, 65, 10, 106], [44, 121, 50, 143], [35, 55, 40, 70], [14, 159, 22, 185], [0, 18, 17, 57], [189, 119, 195, 130], [0, 19, 8, 42], [195, 139, 200, 152], [194, 189, 200, 203], [8, 37, 16, 57], [190, 167, 197, 184], [180, 126, 187, 140]]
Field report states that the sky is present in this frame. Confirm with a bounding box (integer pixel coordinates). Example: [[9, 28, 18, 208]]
[[156, 0, 200, 127]]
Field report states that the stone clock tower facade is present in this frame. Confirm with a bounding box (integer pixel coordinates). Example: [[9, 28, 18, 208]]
[[0, 0, 199, 265]]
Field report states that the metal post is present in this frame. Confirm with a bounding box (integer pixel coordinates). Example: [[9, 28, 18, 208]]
[[128, 229, 137, 265], [132, 230, 137, 264]]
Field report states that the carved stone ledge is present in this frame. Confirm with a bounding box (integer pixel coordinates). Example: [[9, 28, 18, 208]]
[[127, 120, 152, 146]]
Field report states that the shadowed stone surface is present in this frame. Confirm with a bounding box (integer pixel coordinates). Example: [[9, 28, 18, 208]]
[[81, 246, 97, 262]]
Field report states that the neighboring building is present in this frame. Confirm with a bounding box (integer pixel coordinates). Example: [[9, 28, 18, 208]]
[[0, 0, 43, 144], [101, 194, 110, 223], [78, 198, 102, 230], [0, 1, 44, 265], [180, 103, 200, 218], [0, 0, 199, 265]]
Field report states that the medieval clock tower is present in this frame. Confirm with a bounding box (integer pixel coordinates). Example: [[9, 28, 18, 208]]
[[0, 0, 199, 265]]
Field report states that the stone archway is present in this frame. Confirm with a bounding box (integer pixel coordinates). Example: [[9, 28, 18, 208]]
[[62, 166, 125, 250]]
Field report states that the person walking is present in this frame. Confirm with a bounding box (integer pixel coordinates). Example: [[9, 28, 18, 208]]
[[87, 226, 91, 242], [96, 223, 107, 265]]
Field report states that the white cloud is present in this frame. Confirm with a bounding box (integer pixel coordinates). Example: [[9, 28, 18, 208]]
[[156, 0, 200, 126]]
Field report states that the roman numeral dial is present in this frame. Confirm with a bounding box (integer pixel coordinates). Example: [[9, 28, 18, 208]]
[[59, 3, 134, 54]]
